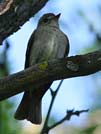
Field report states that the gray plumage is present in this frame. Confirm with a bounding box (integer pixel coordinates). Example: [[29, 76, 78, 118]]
[[14, 13, 69, 124]]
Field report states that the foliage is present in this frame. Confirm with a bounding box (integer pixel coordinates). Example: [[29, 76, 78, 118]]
[[0, 41, 22, 134]]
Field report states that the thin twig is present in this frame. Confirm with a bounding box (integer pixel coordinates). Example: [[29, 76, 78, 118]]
[[48, 109, 89, 130], [41, 80, 64, 134]]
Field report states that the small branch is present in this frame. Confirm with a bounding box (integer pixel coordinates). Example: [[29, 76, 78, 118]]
[[0, 50, 100, 101], [0, 0, 13, 15], [0, 0, 49, 44], [48, 109, 89, 131], [41, 80, 64, 134]]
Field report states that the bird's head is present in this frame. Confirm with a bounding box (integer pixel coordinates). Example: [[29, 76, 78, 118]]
[[38, 13, 61, 28]]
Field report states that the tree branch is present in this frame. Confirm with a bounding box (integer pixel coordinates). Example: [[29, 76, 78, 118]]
[[41, 80, 64, 134], [0, 50, 101, 101], [0, 0, 49, 44], [47, 109, 89, 132]]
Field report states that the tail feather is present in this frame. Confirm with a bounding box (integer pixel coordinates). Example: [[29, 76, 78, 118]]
[[14, 92, 30, 120], [14, 91, 42, 124], [27, 98, 42, 124], [14, 82, 52, 124]]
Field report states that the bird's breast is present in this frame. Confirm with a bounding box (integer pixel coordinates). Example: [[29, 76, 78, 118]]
[[29, 26, 67, 65]]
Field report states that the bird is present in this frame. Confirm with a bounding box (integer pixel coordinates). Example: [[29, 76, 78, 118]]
[[14, 13, 69, 124]]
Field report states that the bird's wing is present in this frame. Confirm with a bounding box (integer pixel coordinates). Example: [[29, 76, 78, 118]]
[[64, 34, 70, 57], [25, 30, 36, 68]]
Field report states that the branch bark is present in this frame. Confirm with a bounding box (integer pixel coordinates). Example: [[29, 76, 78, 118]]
[[0, 0, 49, 44], [0, 50, 101, 101]]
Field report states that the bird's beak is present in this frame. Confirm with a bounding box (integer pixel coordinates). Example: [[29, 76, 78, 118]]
[[55, 13, 61, 20]]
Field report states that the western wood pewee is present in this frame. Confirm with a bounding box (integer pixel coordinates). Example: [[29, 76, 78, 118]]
[[14, 13, 69, 124]]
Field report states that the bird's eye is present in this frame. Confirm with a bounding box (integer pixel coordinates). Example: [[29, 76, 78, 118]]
[[43, 18, 49, 23]]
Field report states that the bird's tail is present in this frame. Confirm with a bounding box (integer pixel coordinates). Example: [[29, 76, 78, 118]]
[[14, 91, 42, 124]]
